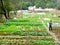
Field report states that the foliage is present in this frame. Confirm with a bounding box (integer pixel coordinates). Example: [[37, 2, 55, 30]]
[[7, 0, 57, 10]]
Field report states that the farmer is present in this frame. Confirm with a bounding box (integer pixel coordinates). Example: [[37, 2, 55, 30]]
[[49, 20, 52, 31]]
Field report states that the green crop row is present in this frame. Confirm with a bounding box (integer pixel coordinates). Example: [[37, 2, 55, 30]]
[[31, 40, 55, 45], [10, 16, 42, 22], [0, 25, 19, 34], [13, 31, 49, 36], [0, 36, 53, 40], [0, 27, 49, 36], [10, 18, 30, 22], [4, 22, 43, 26], [17, 25, 46, 31], [0, 25, 47, 33], [0, 25, 48, 36], [0, 40, 55, 45]]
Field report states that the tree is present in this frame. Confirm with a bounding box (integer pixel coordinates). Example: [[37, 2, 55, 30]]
[[0, 0, 12, 19], [0, 0, 8, 19], [0, 0, 58, 20], [57, 0, 60, 10]]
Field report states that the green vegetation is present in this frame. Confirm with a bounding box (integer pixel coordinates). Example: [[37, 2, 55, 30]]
[[0, 0, 59, 20], [0, 13, 58, 45], [0, 0, 60, 45]]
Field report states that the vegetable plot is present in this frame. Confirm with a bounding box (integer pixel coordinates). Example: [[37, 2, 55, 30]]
[[0, 13, 56, 45]]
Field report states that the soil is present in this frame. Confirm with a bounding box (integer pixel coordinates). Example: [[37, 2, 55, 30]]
[[52, 29, 60, 41], [0, 23, 3, 25]]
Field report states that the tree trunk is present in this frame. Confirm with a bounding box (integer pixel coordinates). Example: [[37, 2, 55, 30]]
[[8, 12, 10, 18], [1, 0, 8, 19], [4, 12, 8, 19], [7, 11, 10, 19], [0, 0, 2, 19], [0, 14, 2, 19]]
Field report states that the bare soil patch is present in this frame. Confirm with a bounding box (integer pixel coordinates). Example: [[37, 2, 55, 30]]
[[52, 29, 60, 41]]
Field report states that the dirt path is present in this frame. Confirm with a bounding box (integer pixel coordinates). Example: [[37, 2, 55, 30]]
[[0, 23, 3, 25], [40, 18, 60, 44]]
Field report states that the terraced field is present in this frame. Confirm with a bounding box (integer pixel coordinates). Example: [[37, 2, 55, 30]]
[[0, 13, 57, 45]]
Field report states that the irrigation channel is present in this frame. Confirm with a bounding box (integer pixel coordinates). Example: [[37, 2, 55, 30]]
[[41, 18, 60, 45]]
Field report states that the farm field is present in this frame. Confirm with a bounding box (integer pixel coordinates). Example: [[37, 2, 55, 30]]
[[0, 13, 59, 45], [0, 0, 60, 45]]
